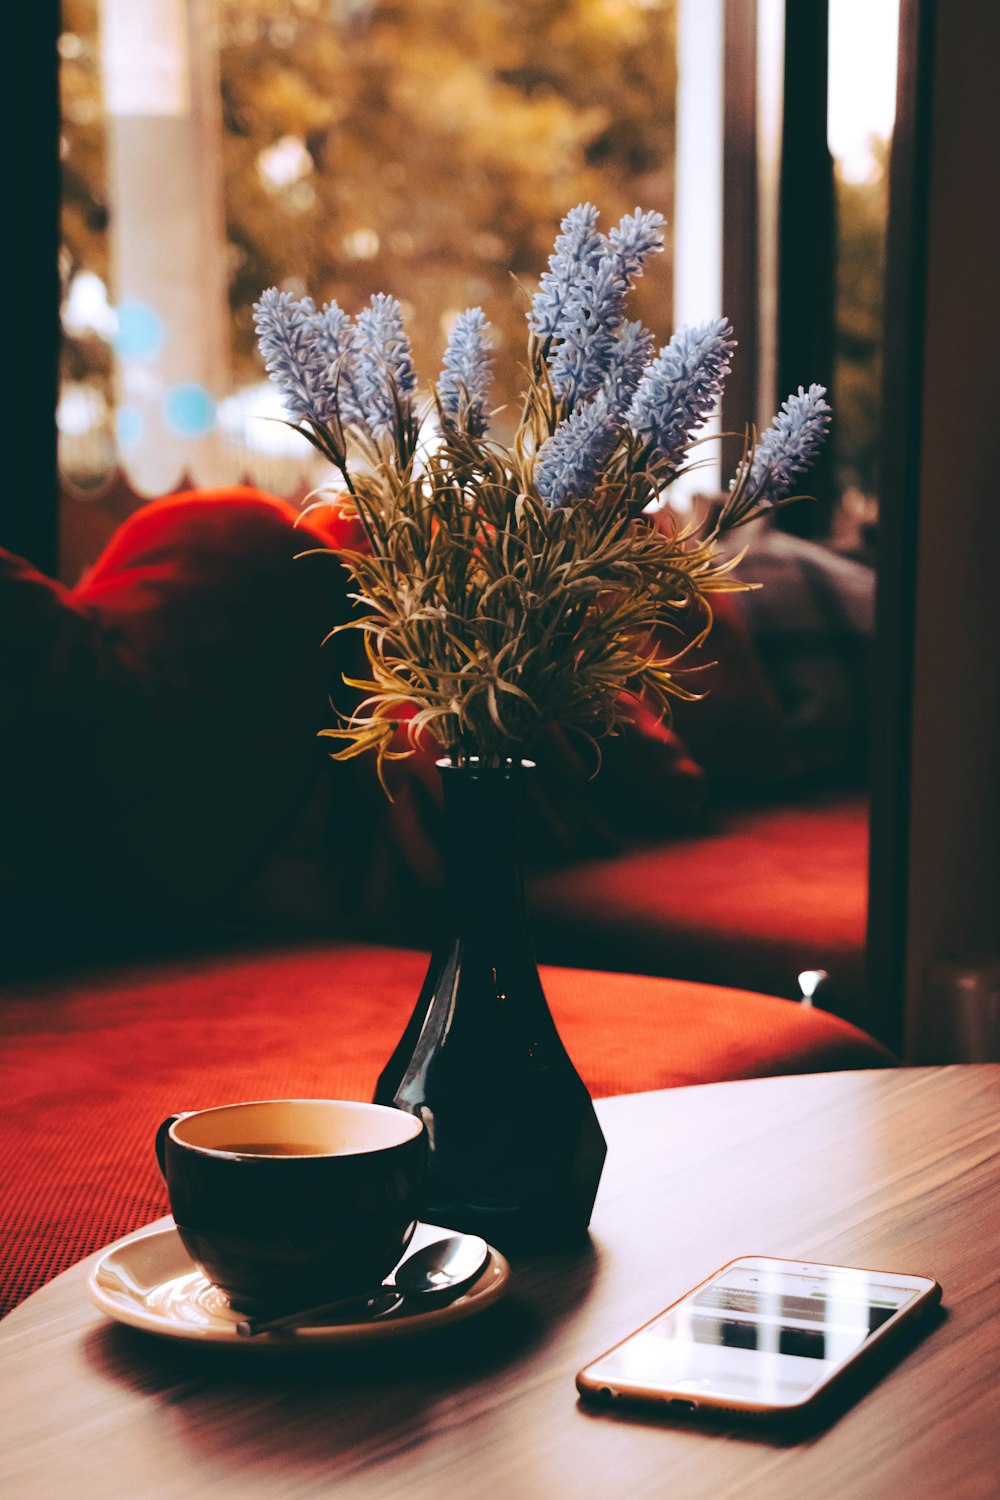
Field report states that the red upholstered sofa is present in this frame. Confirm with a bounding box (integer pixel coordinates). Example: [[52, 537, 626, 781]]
[[0, 945, 891, 1315], [1, 487, 873, 1016], [528, 523, 874, 1021], [0, 488, 888, 1315]]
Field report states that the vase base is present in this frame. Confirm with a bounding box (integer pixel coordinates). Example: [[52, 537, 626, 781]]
[[421, 1102, 608, 1255], [423, 1199, 595, 1256]]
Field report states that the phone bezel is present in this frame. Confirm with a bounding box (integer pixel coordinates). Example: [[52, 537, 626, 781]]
[[576, 1254, 941, 1417]]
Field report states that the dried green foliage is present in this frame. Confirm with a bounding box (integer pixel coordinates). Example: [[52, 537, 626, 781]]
[[312, 415, 761, 778]]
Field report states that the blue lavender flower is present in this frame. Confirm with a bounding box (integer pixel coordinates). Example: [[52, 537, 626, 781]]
[[548, 209, 665, 410], [437, 307, 494, 438], [748, 384, 832, 504], [534, 390, 623, 508], [303, 299, 365, 429], [546, 261, 622, 409], [353, 293, 418, 440], [253, 288, 337, 426], [602, 320, 655, 420], [627, 318, 736, 469], [527, 203, 607, 343], [607, 209, 667, 283]]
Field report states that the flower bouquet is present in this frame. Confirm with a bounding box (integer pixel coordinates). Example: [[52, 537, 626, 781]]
[[253, 204, 831, 1251], [254, 202, 830, 779]]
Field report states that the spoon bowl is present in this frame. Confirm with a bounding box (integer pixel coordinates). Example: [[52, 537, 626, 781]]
[[236, 1232, 490, 1337], [395, 1233, 490, 1299]]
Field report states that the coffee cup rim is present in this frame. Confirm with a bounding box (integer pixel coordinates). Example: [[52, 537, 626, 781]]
[[167, 1097, 424, 1160]]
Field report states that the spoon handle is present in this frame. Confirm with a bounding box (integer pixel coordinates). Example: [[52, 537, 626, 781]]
[[236, 1285, 398, 1337]]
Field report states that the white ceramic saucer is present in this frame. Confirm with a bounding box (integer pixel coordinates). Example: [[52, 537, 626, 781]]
[[87, 1220, 510, 1349]]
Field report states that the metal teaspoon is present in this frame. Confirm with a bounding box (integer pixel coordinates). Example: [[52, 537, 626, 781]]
[[236, 1232, 490, 1337]]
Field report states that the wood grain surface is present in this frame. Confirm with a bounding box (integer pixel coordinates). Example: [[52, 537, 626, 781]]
[[1, 1067, 998, 1500]]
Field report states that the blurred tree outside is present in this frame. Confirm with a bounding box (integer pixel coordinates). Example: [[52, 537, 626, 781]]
[[59, 0, 114, 480], [833, 141, 887, 498], [58, 0, 677, 491], [832, 137, 889, 536], [221, 0, 677, 433], [57, 0, 892, 543]]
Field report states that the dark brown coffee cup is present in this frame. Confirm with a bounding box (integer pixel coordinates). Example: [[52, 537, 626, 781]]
[[155, 1099, 426, 1310]]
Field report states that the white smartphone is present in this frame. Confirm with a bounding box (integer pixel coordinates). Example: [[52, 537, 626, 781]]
[[577, 1255, 941, 1419]]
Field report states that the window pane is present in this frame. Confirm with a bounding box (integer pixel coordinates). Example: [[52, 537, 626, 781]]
[[59, 0, 113, 490], [58, 0, 677, 577], [827, 0, 899, 556]]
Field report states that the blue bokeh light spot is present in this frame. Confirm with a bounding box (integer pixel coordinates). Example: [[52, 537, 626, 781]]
[[116, 405, 143, 448], [164, 383, 217, 437], [114, 303, 164, 360]]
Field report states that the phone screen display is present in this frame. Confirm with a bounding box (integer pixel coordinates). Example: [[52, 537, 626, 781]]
[[586, 1262, 923, 1405]]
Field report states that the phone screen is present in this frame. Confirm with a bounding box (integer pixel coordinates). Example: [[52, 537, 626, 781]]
[[583, 1260, 928, 1407]]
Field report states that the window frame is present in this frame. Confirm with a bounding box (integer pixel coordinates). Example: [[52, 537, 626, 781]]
[[18, 0, 934, 1054], [11, 0, 61, 577]]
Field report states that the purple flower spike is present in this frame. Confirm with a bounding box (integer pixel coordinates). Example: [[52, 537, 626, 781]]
[[546, 208, 665, 412], [627, 319, 736, 470], [438, 308, 494, 438], [303, 300, 365, 430], [528, 203, 607, 343], [253, 287, 337, 427], [749, 384, 832, 504], [535, 391, 622, 508], [353, 293, 418, 440]]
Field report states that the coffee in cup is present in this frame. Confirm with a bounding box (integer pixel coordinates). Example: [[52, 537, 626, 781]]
[[155, 1098, 426, 1310]]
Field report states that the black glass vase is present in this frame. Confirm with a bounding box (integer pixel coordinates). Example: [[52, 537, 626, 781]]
[[374, 758, 607, 1253]]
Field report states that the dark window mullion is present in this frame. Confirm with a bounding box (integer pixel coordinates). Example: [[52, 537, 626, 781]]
[[777, 0, 835, 538], [865, 0, 936, 1054], [721, 0, 759, 459]]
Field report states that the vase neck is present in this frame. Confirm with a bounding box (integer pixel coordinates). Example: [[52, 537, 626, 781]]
[[439, 761, 530, 930]]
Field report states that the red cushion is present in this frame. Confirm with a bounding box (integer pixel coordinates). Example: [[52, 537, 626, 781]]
[[529, 794, 869, 1019], [667, 537, 874, 794], [0, 943, 892, 1314], [667, 589, 798, 790], [0, 488, 351, 924]]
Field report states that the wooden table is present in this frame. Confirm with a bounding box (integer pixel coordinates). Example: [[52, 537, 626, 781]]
[[1, 1068, 997, 1500]]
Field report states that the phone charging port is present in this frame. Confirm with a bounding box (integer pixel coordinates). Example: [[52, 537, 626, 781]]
[[666, 1398, 697, 1414]]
